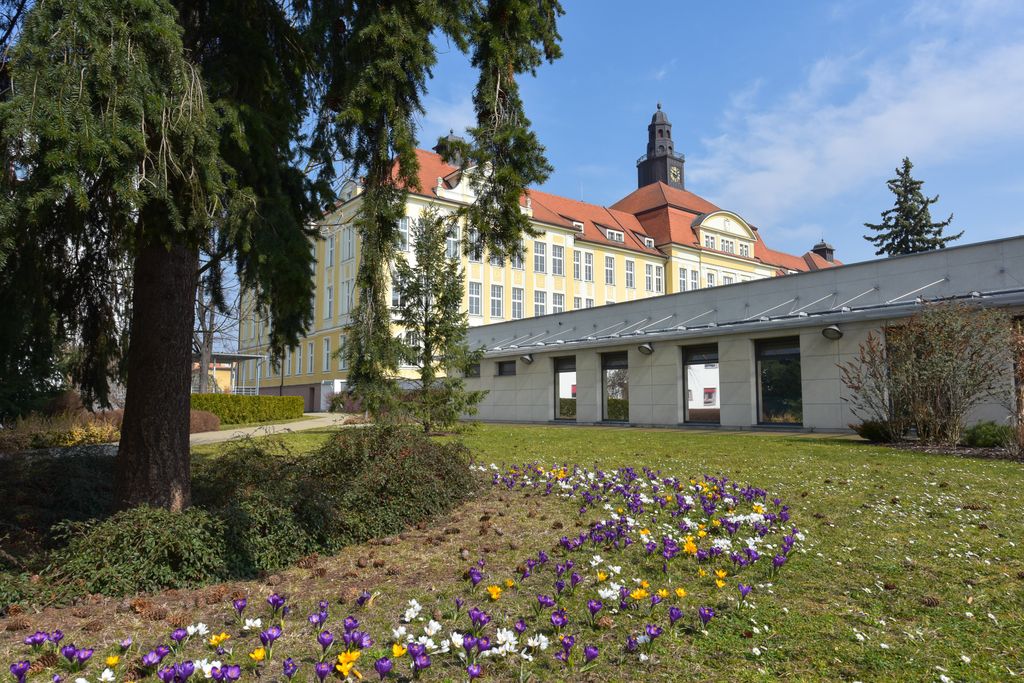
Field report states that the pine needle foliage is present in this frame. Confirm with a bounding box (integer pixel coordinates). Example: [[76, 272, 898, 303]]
[[864, 157, 962, 256]]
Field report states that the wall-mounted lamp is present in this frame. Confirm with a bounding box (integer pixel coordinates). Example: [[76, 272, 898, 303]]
[[520, 354, 534, 364], [821, 325, 843, 341], [638, 343, 654, 355]]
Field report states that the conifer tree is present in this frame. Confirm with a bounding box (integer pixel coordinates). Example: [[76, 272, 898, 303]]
[[393, 208, 485, 433], [864, 157, 962, 256]]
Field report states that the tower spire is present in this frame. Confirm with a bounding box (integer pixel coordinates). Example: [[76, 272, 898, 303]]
[[636, 104, 684, 190]]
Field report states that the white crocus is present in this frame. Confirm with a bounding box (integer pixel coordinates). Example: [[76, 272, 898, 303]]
[[188, 623, 210, 637], [424, 620, 442, 637], [450, 632, 464, 649], [403, 599, 422, 623], [100, 670, 115, 683], [243, 618, 262, 631], [392, 626, 408, 640]]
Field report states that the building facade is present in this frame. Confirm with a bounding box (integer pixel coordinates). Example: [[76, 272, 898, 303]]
[[237, 107, 838, 410], [462, 236, 1024, 431]]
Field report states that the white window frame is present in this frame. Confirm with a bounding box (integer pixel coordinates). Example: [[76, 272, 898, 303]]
[[704, 234, 715, 250], [468, 281, 482, 316], [723, 275, 734, 285], [552, 245, 564, 276], [585, 298, 594, 308], [490, 284, 504, 319], [606, 229, 624, 243], [625, 260, 635, 289], [573, 250, 581, 280], [584, 252, 594, 282], [707, 272, 716, 288], [654, 265, 663, 293], [307, 342, 314, 375], [511, 287, 524, 319], [534, 241, 546, 273], [740, 243, 750, 257], [534, 290, 546, 316], [691, 270, 699, 291], [605, 255, 615, 285], [446, 225, 461, 260], [645, 263, 654, 292], [398, 217, 410, 251], [468, 228, 482, 262], [327, 235, 335, 267], [511, 241, 525, 270], [552, 293, 565, 313], [338, 334, 348, 370], [325, 285, 333, 319], [573, 296, 582, 309], [679, 267, 687, 291], [323, 336, 331, 371]]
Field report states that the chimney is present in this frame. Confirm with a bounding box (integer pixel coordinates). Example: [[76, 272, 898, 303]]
[[811, 239, 835, 263]]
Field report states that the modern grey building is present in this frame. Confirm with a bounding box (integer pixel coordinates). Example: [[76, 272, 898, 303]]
[[464, 236, 1024, 431]]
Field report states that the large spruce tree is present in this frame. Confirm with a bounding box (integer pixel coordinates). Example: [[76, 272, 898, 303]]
[[0, 0, 562, 509], [864, 157, 962, 256]]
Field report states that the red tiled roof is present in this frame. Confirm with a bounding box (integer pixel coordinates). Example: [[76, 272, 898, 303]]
[[374, 149, 835, 271]]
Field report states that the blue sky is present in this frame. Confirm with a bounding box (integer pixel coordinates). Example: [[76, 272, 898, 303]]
[[417, 0, 1024, 263]]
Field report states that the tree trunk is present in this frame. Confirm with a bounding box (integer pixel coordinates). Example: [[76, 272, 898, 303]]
[[116, 241, 198, 511]]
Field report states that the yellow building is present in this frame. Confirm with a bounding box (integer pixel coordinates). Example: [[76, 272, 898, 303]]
[[237, 106, 838, 410]]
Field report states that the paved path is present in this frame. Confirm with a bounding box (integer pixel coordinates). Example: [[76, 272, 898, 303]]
[[189, 413, 348, 446]]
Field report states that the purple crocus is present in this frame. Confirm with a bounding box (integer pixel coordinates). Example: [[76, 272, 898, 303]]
[[314, 662, 332, 682], [343, 616, 359, 633], [267, 593, 286, 613], [259, 625, 282, 648], [142, 651, 162, 668], [282, 658, 298, 679], [222, 665, 241, 681], [23, 632, 48, 649], [174, 661, 195, 681], [373, 657, 392, 680], [171, 629, 188, 644], [356, 591, 372, 607], [155, 645, 171, 661], [9, 662, 30, 683], [668, 606, 683, 625], [317, 630, 334, 653], [513, 618, 527, 634], [550, 608, 568, 629], [584, 645, 599, 663], [412, 653, 431, 672], [625, 634, 639, 652], [476, 637, 491, 653], [467, 663, 482, 679], [698, 606, 715, 626], [48, 630, 64, 645], [772, 554, 787, 570], [232, 598, 247, 616], [468, 567, 483, 586], [739, 583, 752, 600], [157, 666, 176, 683], [60, 645, 77, 663], [537, 594, 555, 609], [587, 599, 603, 617], [119, 637, 133, 651], [644, 624, 662, 641], [454, 597, 465, 612]]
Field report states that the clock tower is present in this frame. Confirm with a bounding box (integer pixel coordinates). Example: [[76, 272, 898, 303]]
[[636, 103, 685, 190]]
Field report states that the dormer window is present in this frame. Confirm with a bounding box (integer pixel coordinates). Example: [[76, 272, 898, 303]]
[[571, 220, 584, 231], [643, 237, 655, 249], [606, 229, 624, 243]]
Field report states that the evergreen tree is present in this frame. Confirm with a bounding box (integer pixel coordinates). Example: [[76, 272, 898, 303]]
[[393, 208, 485, 433], [864, 157, 962, 256]]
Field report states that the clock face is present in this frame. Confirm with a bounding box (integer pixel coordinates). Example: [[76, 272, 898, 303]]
[[669, 166, 681, 182]]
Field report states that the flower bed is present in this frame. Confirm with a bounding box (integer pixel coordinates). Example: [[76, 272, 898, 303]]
[[6, 463, 800, 681]]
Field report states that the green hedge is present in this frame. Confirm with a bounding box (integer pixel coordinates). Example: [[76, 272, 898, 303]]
[[189, 394, 304, 425], [606, 398, 629, 421]]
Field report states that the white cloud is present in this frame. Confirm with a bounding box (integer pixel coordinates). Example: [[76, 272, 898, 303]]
[[419, 93, 475, 146], [689, 5, 1024, 228], [651, 58, 678, 82]]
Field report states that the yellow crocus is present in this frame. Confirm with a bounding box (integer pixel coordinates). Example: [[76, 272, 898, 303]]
[[105, 656, 120, 667], [711, 519, 722, 527], [486, 585, 502, 601], [629, 588, 649, 601], [392, 643, 407, 658], [753, 503, 765, 514], [639, 528, 650, 536], [715, 569, 728, 579], [656, 589, 669, 599], [698, 568, 707, 578], [249, 648, 266, 663], [697, 529, 708, 538], [597, 570, 608, 582], [505, 578, 515, 589], [675, 587, 687, 599], [640, 580, 650, 589], [715, 579, 726, 589], [209, 632, 231, 647]]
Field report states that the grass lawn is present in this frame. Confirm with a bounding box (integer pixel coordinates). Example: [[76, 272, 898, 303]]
[[2, 424, 1021, 682]]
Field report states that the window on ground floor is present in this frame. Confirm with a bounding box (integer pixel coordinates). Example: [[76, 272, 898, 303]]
[[554, 356, 577, 421], [755, 337, 802, 425], [601, 351, 629, 422], [683, 344, 720, 424]]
